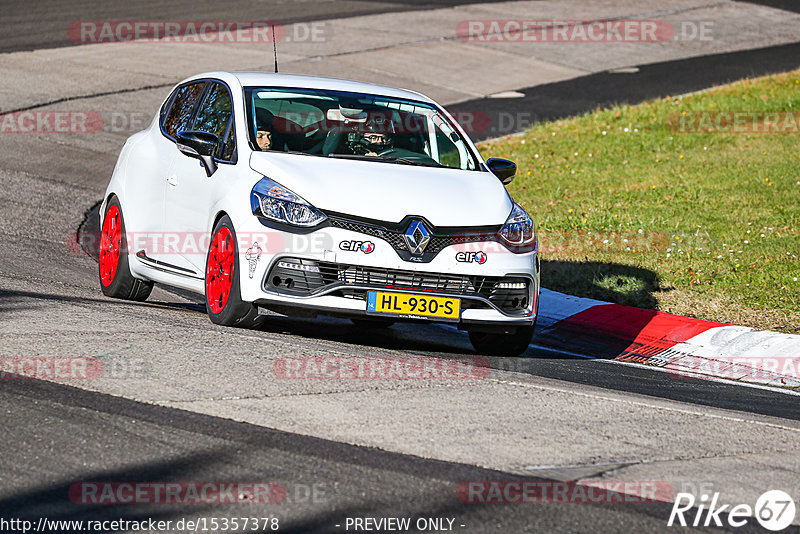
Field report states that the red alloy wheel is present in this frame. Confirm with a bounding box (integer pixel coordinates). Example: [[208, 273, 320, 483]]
[[99, 205, 122, 287], [206, 226, 235, 314]]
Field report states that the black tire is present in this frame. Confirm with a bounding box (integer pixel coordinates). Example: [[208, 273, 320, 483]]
[[350, 318, 395, 329], [98, 196, 153, 301], [468, 325, 534, 357], [204, 215, 264, 329]]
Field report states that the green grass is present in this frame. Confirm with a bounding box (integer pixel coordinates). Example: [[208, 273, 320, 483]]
[[479, 69, 800, 333]]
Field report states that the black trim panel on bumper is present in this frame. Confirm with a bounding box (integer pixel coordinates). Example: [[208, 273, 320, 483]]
[[264, 258, 534, 315]]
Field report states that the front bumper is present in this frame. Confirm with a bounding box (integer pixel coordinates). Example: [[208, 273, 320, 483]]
[[236, 218, 540, 328]]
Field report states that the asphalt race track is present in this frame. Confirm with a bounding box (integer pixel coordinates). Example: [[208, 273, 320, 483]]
[[0, 0, 508, 53], [1, 1, 799, 533]]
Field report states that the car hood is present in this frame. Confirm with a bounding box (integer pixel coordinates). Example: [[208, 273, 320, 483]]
[[249, 152, 512, 227]]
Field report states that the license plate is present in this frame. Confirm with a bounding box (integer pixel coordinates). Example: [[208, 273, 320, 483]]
[[366, 291, 460, 321]]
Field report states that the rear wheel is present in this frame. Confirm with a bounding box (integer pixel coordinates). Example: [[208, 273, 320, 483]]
[[98, 197, 152, 301], [205, 215, 264, 328], [469, 325, 534, 357]]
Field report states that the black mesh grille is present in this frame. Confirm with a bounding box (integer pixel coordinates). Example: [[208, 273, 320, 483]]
[[328, 263, 495, 296], [329, 218, 498, 256], [427, 233, 498, 253], [329, 219, 408, 250]]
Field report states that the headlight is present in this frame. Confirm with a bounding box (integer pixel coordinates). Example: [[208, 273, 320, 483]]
[[250, 177, 327, 227], [498, 203, 536, 252]]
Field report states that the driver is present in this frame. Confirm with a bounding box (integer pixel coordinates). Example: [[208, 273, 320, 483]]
[[347, 112, 395, 156]]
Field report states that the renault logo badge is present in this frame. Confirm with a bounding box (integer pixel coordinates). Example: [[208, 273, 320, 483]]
[[404, 220, 431, 255]]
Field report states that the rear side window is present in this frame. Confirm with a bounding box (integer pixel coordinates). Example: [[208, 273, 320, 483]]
[[193, 83, 233, 137], [192, 82, 236, 161], [162, 82, 207, 138]]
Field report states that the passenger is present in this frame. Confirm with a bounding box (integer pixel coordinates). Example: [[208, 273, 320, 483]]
[[255, 107, 276, 151], [256, 129, 272, 150]]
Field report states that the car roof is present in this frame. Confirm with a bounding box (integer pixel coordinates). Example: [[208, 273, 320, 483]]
[[182, 71, 435, 104]]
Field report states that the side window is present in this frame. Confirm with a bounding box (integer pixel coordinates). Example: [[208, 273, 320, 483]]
[[193, 82, 235, 161], [219, 125, 236, 161], [162, 82, 207, 138], [436, 130, 470, 170]]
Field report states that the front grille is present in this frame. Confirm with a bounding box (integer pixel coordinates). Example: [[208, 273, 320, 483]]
[[329, 217, 499, 257], [329, 219, 407, 251], [333, 264, 496, 296], [266, 258, 531, 313]]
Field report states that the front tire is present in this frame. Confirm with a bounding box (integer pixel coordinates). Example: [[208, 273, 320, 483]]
[[469, 325, 534, 357], [98, 197, 153, 301], [205, 215, 264, 328]]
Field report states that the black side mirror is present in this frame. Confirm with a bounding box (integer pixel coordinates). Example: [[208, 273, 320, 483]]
[[176, 131, 219, 177], [487, 158, 516, 185]]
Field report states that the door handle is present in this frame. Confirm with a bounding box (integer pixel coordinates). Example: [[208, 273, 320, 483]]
[[166, 174, 178, 187]]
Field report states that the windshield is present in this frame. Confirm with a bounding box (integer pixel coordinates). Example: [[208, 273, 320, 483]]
[[244, 87, 478, 170]]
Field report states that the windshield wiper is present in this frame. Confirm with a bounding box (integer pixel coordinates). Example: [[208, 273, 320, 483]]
[[327, 153, 384, 161], [383, 156, 441, 168], [327, 153, 440, 167], [258, 149, 326, 158]]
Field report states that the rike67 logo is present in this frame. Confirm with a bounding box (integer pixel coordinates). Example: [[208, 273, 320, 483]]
[[668, 490, 796, 531]]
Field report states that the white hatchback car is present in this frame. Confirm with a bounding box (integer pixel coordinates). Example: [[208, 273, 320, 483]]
[[99, 72, 540, 356]]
